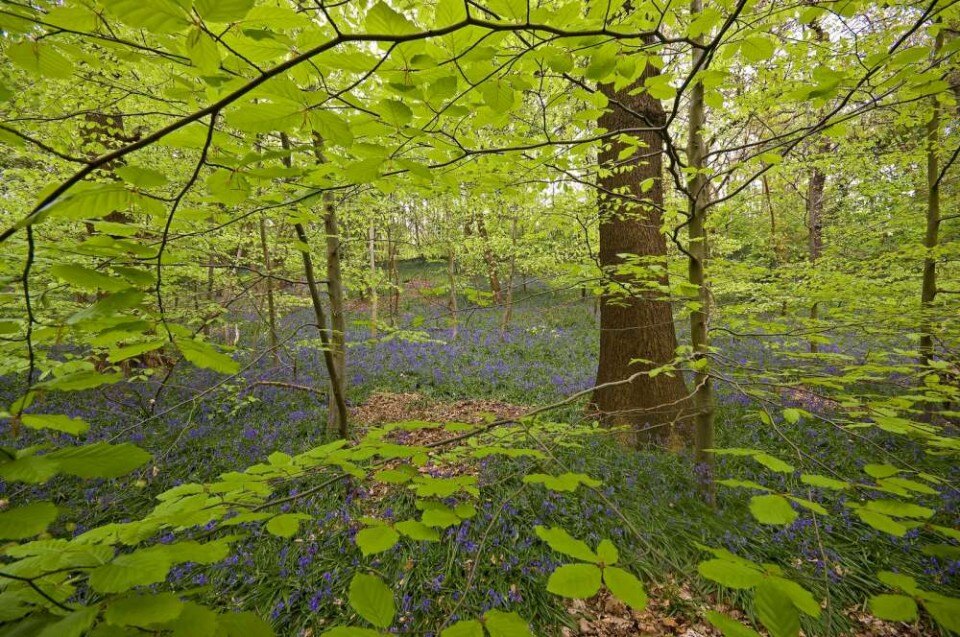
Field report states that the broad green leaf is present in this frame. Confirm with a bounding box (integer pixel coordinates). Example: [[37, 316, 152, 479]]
[[705, 611, 761, 637], [107, 0, 190, 33], [89, 548, 172, 593], [864, 500, 933, 519], [534, 526, 599, 563], [440, 619, 484, 637], [265, 513, 309, 538], [0, 502, 58, 540], [36, 607, 99, 637], [546, 563, 601, 598], [104, 593, 184, 626], [349, 573, 395, 628], [311, 110, 353, 147], [356, 525, 400, 555], [800, 474, 849, 490], [596, 539, 619, 565], [48, 442, 151, 478], [752, 453, 794, 474], [115, 165, 169, 188], [395, 520, 439, 541], [925, 598, 960, 633], [855, 509, 907, 536], [365, 1, 416, 35], [697, 559, 763, 589], [186, 28, 221, 74], [755, 581, 800, 637], [21, 414, 89, 436], [483, 610, 533, 637], [435, 0, 467, 27], [768, 577, 820, 618], [7, 41, 74, 78], [749, 495, 798, 525], [167, 602, 218, 636], [741, 35, 775, 63], [50, 264, 128, 292], [108, 340, 166, 363], [195, 0, 255, 22], [217, 611, 275, 637], [603, 566, 647, 610], [378, 99, 413, 127], [175, 337, 240, 374], [868, 594, 917, 622], [321, 629, 381, 637], [480, 81, 515, 112]]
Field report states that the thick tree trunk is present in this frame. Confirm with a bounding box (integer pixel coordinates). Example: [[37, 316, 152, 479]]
[[591, 43, 691, 448], [476, 215, 503, 305], [806, 17, 829, 354], [687, 0, 716, 503]]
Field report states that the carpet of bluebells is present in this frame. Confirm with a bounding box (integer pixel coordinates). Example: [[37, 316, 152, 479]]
[[2, 266, 958, 634]]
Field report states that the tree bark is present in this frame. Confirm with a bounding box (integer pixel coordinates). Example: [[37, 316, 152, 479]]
[[500, 214, 518, 338], [258, 214, 280, 366], [806, 17, 829, 354], [368, 223, 379, 338], [920, 27, 943, 368], [591, 40, 691, 448], [687, 0, 716, 503], [323, 194, 347, 437]]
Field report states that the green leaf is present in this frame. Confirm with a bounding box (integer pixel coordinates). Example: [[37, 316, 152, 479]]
[[206, 168, 250, 203], [705, 611, 761, 637], [167, 602, 218, 636], [265, 513, 309, 538], [741, 35, 775, 63], [800, 474, 849, 490], [752, 453, 794, 474], [50, 264, 128, 292], [311, 110, 353, 147], [378, 99, 413, 127], [175, 337, 240, 374], [480, 81, 515, 112], [365, 1, 416, 35], [321, 629, 382, 637], [355, 525, 400, 555], [534, 526, 599, 563], [36, 607, 99, 637], [868, 594, 917, 622], [217, 611, 275, 637], [546, 563, 602, 598], [596, 539, 619, 565], [878, 571, 919, 595], [483, 610, 533, 637], [435, 0, 467, 27], [440, 619, 484, 637], [108, 340, 166, 364], [864, 500, 933, 519], [349, 573, 395, 628], [186, 28, 221, 74], [0, 502, 58, 540], [195, 0, 255, 22], [754, 581, 800, 637], [21, 414, 89, 436], [7, 41, 74, 78], [768, 577, 820, 618], [115, 165, 169, 188], [227, 102, 302, 134], [855, 509, 907, 536], [697, 559, 763, 589], [105, 593, 184, 626], [925, 598, 960, 633], [107, 0, 190, 33], [395, 520, 439, 541], [749, 495, 798, 525], [523, 472, 601, 492], [864, 463, 900, 478], [48, 442, 151, 479], [603, 566, 647, 610], [89, 548, 172, 593]]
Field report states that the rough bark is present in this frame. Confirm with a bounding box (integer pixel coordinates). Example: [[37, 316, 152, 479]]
[[591, 42, 691, 448], [323, 194, 347, 437], [368, 223, 379, 338], [806, 16, 829, 354], [258, 215, 280, 366], [920, 28, 943, 368]]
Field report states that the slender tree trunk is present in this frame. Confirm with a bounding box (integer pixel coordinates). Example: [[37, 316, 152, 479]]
[[500, 214, 518, 338], [448, 246, 459, 339], [368, 223, 379, 338], [591, 37, 691, 448], [920, 28, 943, 368], [476, 215, 503, 305], [280, 132, 348, 437], [324, 195, 347, 437], [806, 17, 829, 354], [687, 0, 715, 503], [258, 215, 280, 365]]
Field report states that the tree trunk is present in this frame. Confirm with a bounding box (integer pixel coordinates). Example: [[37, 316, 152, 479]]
[[476, 215, 502, 305], [687, 0, 716, 503], [368, 223, 379, 338], [920, 28, 943, 368], [448, 246, 459, 339], [806, 17, 829, 354], [591, 39, 691, 449], [324, 194, 347, 437], [258, 215, 280, 366], [500, 214, 518, 338]]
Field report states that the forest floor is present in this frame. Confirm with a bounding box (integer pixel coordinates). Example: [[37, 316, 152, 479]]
[[3, 261, 956, 636]]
